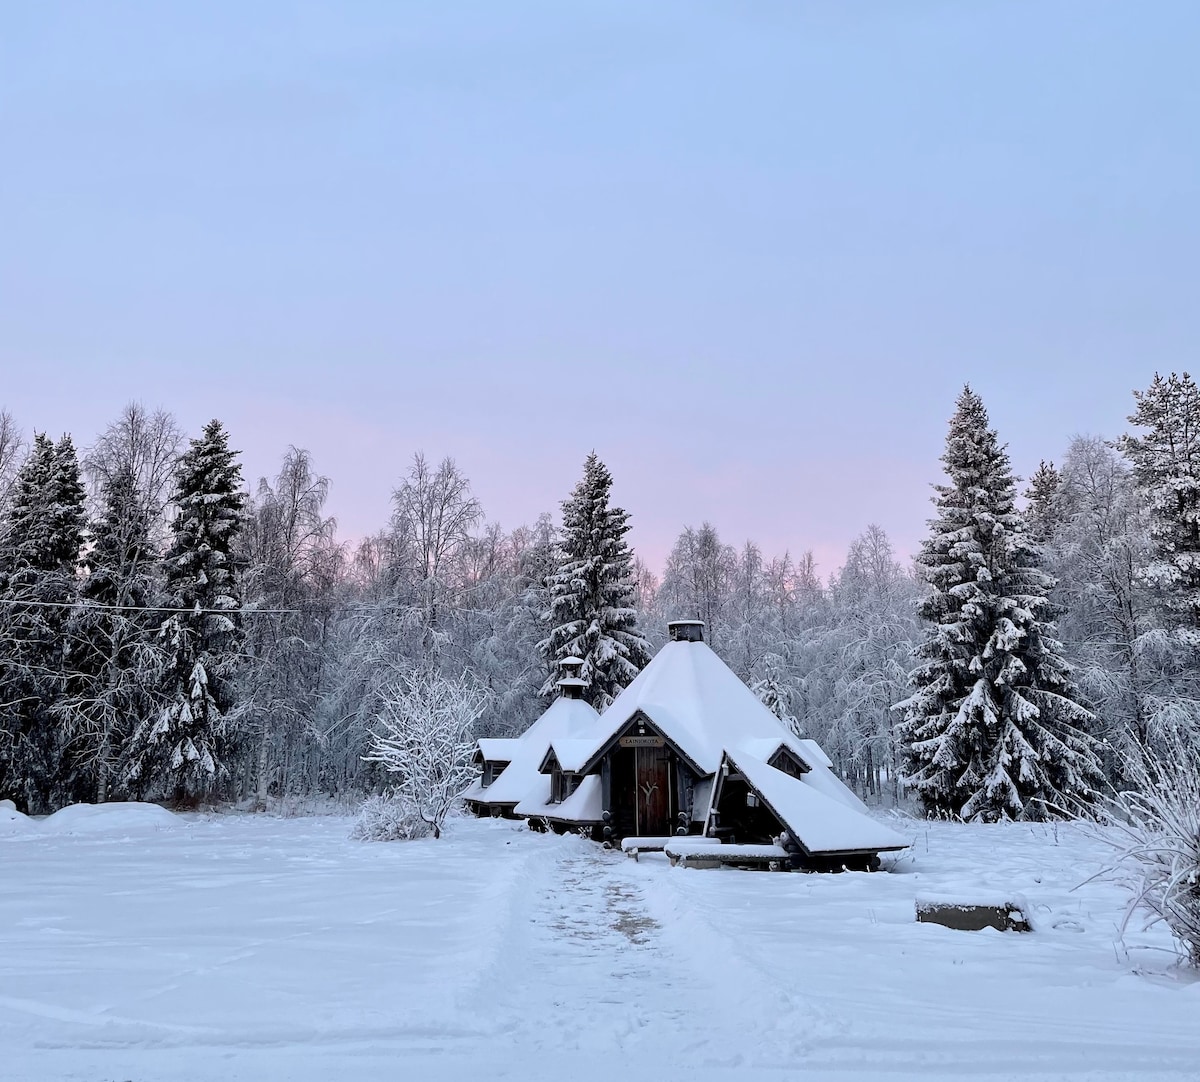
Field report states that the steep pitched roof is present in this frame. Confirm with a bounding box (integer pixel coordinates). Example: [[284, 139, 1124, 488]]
[[572, 639, 810, 776], [718, 749, 909, 856], [473, 738, 520, 765], [474, 695, 601, 807], [515, 774, 603, 823]]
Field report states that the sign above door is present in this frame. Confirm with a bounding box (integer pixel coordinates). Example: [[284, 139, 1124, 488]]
[[620, 735, 666, 748]]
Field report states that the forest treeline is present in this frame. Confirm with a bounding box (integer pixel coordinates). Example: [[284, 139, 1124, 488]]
[[0, 373, 1197, 818]]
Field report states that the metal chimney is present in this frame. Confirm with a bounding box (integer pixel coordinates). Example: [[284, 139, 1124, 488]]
[[667, 620, 705, 643], [555, 655, 587, 699]]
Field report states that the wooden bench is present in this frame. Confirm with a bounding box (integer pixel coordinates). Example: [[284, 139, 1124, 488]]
[[621, 836, 716, 861], [619, 836, 679, 860], [915, 894, 1032, 933], [665, 841, 792, 871]]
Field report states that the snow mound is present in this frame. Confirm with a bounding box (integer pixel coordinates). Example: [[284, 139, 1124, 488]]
[[39, 802, 181, 836], [0, 799, 36, 837]]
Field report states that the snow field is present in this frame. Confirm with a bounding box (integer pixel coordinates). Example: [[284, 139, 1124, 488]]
[[1, 811, 1198, 1081], [630, 821, 1200, 1076]]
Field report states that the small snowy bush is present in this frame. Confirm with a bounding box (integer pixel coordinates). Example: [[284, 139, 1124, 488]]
[[363, 667, 487, 839], [1100, 725, 1200, 967], [351, 792, 430, 842]]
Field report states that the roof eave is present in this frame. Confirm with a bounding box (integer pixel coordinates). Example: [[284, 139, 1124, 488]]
[[578, 710, 709, 778]]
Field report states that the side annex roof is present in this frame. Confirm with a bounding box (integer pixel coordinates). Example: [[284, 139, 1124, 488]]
[[717, 749, 909, 857]]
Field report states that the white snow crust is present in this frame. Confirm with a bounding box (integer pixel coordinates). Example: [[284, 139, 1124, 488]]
[[38, 801, 181, 836], [3, 815, 1197, 1081], [0, 801, 180, 838], [0, 800, 35, 837]]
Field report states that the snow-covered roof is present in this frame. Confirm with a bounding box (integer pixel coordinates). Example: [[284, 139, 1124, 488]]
[[796, 738, 833, 770], [472, 695, 601, 808], [722, 750, 908, 857], [542, 738, 598, 774], [512, 774, 603, 824], [475, 738, 520, 764], [513, 775, 552, 818], [552, 775, 603, 823], [462, 777, 487, 802], [737, 737, 803, 767], [574, 639, 812, 776]]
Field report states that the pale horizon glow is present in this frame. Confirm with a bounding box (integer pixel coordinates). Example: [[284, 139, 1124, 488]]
[[2, 3, 1197, 577]]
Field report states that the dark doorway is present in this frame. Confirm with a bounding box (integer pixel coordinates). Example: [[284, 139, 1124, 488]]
[[610, 747, 638, 838]]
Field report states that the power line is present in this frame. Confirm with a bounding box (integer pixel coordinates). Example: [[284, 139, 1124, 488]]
[[0, 597, 301, 616]]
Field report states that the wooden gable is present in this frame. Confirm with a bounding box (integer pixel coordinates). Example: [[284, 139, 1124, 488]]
[[580, 709, 706, 779], [768, 744, 810, 779]]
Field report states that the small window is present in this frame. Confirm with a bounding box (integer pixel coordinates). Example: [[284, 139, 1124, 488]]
[[551, 771, 580, 803], [482, 761, 510, 788]]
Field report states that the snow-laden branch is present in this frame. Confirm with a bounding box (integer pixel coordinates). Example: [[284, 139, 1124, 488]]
[[361, 667, 488, 839]]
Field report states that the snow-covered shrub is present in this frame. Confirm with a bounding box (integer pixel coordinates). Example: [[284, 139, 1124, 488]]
[[1100, 725, 1200, 967], [351, 792, 429, 842], [362, 667, 488, 839]]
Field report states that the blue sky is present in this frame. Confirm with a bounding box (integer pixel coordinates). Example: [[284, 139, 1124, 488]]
[[2, 2, 1197, 571]]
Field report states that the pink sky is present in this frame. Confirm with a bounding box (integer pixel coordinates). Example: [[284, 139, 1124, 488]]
[[2, 4, 1194, 577]]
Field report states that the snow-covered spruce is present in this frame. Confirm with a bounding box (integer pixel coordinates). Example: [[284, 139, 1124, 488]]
[[539, 453, 652, 710], [124, 419, 245, 802], [1024, 459, 1063, 547], [1122, 371, 1200, 629], [362, 667, 486, 839], [896, 385, 1102, 822], [0, 433, 87, 813]]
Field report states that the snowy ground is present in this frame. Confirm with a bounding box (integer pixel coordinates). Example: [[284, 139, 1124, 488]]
[[2, 807, 1198, 1081]]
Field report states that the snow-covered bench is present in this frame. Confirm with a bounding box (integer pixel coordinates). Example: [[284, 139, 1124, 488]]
[[665, 841, 792, 871], [915, 893, 1033, 933], [621, 836, 713, 861]]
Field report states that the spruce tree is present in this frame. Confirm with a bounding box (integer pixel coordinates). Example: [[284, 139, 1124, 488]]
[[0, 435, 87, 811], [1121, 371, 1200, 628], [126, 420, 245, 801], [539, 453, 652, 710], [1024, 460, 1062, 547], [897, 387, 1101, 821]]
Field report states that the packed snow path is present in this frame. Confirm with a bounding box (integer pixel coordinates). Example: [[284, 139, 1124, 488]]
[[2, 811, 1199, 1081]]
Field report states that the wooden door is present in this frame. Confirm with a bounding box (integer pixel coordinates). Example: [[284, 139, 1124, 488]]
[[636, 746, 671, 836]]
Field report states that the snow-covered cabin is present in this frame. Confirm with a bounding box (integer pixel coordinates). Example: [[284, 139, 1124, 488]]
[[536, 622, 908, 869], [464, 657, 603, 828]]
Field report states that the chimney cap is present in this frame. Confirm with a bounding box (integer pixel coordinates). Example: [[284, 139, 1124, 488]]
[[558, 655, 585, 670], [556, 675, 588, 700], [668, 620, 705, 643]]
